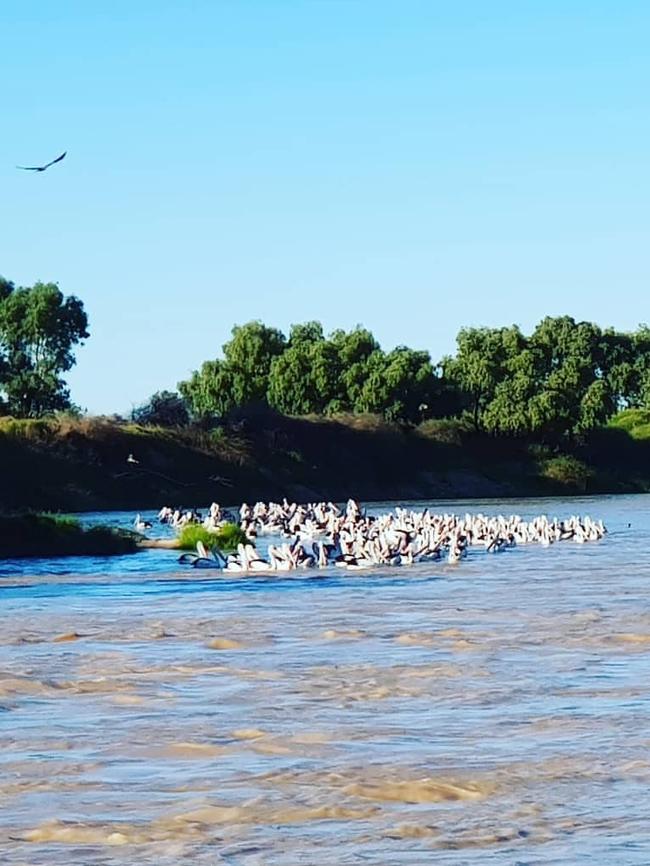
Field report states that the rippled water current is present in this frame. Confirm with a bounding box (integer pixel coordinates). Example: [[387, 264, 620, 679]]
[[1, 495, 650, 865]]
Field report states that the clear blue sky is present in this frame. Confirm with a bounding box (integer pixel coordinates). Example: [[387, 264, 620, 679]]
[[2, 1, 648, 414]]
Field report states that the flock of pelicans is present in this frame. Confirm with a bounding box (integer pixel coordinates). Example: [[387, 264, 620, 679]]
[[138, 499, 606, 573]]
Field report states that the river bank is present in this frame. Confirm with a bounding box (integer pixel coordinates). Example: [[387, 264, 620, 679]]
[[1, 411, 649, 512]]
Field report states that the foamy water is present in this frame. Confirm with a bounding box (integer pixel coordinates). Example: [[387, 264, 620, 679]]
[[2, 495, 650, 865]]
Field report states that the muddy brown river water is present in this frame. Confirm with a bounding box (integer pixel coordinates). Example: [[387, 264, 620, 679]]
[[1, 496, 649, 864]]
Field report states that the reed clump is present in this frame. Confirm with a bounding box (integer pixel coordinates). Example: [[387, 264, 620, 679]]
[[177, 522, 248, 552]]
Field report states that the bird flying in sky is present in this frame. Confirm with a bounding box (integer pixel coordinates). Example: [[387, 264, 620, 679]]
[[16, 151, 67, 172]]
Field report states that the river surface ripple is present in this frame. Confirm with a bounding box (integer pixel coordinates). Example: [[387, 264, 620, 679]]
[[1, 495, 650, 865]]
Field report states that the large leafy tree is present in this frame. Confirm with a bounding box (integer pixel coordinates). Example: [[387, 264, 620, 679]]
[[0, 279, 88, 417], [356, 347, 437, 422], [444, 325, 525, 430], [180, 321, 286, 419], [527, 317, 609, 442], [623, 326, 650, 408], [267, 322, 349, 415], [221, 321, 287, 405], [448, 316, 639, 443], [179, 359, 237, 418], [330, 327, 381, 410]]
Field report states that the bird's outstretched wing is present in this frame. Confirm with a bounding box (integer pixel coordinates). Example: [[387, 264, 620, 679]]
[[16, 151, 66, 171], [45, 151, 67, 168]]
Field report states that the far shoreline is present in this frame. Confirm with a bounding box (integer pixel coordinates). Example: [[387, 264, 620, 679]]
[[2, 412, 649, 514]]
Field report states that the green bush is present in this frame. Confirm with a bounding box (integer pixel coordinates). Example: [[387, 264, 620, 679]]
[[131, 391, 189, 427], [215, 523, 249, 550], [417, 417, 468, 446], [607, 409, 650, 441], [177, 525, 216, 550], [541, 455, 594, 490], [177, 522, 248, 552], [0, 416, 55, 442]]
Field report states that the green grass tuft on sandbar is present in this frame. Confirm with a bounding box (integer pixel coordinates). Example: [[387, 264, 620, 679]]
[[177, 522, 248, 552]]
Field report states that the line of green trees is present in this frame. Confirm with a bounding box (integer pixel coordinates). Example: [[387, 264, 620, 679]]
[[3, 273, 650, 449], [172, 317, 650, 444], [177, 321, 450, 425]]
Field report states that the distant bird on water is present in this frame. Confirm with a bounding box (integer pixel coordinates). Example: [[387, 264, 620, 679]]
[[134, 513, 152, 531], [16, 151, 67, 172], [127, 453, 139, 465]]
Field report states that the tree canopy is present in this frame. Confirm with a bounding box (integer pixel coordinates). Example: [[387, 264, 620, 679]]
[[3, 273, 650, 450], [0, 279, 89, 417], [180, 320, 442, 424], [444, 316, 650, 443], [179, 315, 650, 442]]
